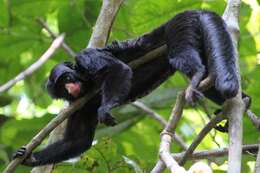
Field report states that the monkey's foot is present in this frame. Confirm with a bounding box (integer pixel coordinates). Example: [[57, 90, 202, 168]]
[[185, 86, 203, 106], [13, 146, 27, 159], [98, 109, 117, 126]]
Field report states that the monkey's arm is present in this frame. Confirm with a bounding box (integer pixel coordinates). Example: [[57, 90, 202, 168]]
[[17, 138, 93, 166], [13, 104, 98, 166], [76, 54, 132, 126]]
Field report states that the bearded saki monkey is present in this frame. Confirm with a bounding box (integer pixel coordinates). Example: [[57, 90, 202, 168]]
[[13, 10, 250, 166]]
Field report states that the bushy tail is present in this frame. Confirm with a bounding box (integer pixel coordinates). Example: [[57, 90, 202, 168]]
[[200, 11, 239, 99]]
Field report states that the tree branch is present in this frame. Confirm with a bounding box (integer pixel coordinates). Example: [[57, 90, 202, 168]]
[[156, 92, 187, 173], [223, 1, 245, 173], [255, 143, 260, 173], [36, 18, 76, 57], [173, 144, 259, 161], [247, 110, 260, 130], [87, 0, 124, 48], [0, 35, 65, 93]]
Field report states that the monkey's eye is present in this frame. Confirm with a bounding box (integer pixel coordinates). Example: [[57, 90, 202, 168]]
[[65, 76, 72, 82]]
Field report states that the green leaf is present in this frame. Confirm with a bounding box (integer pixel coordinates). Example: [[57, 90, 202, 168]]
[[0, 94, 13, 107], [0, 0, 8, 28]]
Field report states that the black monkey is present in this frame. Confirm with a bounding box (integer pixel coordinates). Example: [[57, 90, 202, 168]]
[[13, 10, 251, 166]]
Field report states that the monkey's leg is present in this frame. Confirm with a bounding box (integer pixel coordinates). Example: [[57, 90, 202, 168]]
[[185, 69, 206, 106], [168, 49, 205, 105]]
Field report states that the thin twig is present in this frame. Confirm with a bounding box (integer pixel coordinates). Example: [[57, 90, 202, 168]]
[[178, 114, 225, 165], [0, 34, 65, 93], [198, 102, 221, 147], [174, 144, 259, 160], [36, 18, 76, 57], [247, 110, 260, 130], [87, 0, 124, 48], [131, 101, 188, 150], [132, 101, 167, 126]]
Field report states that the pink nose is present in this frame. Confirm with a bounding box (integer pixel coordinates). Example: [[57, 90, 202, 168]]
[[65, 83, 80, 97]]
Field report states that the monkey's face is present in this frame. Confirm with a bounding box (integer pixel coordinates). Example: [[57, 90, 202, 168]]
[[59, 73, 82, 99], [53, 72, 85, 101], [46, 62, 86, 102]]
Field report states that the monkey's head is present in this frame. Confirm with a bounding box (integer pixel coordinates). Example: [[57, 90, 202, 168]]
[[46, 62, 85, 101]]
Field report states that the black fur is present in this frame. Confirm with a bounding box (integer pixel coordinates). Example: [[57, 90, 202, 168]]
[[13, 10, 251, 167], [106, 10, 239, 103]]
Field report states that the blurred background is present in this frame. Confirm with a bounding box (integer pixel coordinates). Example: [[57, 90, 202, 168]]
[[0, 0, 259, 172]]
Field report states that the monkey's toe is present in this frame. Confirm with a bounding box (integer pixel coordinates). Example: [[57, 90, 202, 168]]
[[185, 87, 204, 106], [13, 146, 27, 159]]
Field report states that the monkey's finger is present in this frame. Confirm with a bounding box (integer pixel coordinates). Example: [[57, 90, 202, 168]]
[[16, 151, 25, 156], [12, 152, 25, 159], [193, 89, 204, 99], [12, 146, 27, 159]]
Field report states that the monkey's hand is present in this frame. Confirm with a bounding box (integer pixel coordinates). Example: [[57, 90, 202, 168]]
[[12, 146, 38, 167], [185, 86, 204, 106], [98, 107, 117, 126]]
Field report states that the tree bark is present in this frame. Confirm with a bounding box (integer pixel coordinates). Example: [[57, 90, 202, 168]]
[[223, 1, 244, 173]]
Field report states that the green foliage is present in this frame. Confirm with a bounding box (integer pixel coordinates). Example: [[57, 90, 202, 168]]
[[0, 0, 259, 172], [53, 138, 138, 173]]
